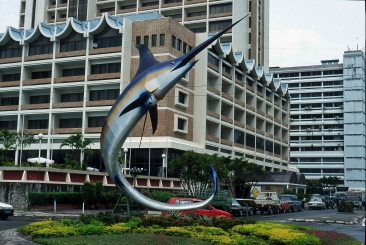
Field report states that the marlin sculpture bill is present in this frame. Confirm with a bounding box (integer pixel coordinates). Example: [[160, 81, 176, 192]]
[[101, 15, 248, 211]]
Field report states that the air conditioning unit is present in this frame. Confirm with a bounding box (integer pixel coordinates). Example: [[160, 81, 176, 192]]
[[335, 116, 339, 119], [307, 128, 311, 131]]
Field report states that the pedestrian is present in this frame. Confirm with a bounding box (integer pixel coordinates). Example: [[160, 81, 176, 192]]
[[302, 197, 306, 209]]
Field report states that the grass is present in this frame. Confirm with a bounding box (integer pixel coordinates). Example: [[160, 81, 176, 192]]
[[303, 230, 361, 245], [33, 233, 211, 245]]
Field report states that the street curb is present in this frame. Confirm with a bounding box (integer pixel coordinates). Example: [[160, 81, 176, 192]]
[[286, 215, 364, 225]]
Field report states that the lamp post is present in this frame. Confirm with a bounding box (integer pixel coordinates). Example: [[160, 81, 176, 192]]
[[161, 154, 166, 178], [129, 167, 144, 188], [123, 148, 128, 174], [37, 133, 43, 164]]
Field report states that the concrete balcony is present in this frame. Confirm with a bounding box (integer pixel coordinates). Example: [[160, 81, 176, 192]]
[[208, 12, 232, 19], [235, 78, 244, 86], [221, 92, 233, 101], [86, 100, 115, 107], [185, 15, 207, 22], [21, 103, 49, 110], [256, 109, 265, 117], [87, 72, 120, 81], [54, 75, 85, 83], [246, 104, 256, 112], [117, 8, 137, 14], [24, 129, 48, 134], [185, 0, 206, 5], [246, 84, 254, 92], [206, 109, 220, 120], [139, 5, 159, 11], [0, 105, 18, 111], [206, 135, 219, 143], [266, 114, 273, 120], [24, 54, 53, 61], [161, 2, 182, 8], [246, 124, 255, 132], [0, 81, 20, 87], [89, 46, 121, 55], [208, 63, 219, 72], [234, 98, 245, 108], [221, 115, 232, 124], [207, 85, 220, 95], [221, 138, 232, 146], [234, 120, 245, 128], [84, 127, 102, 133], [53, 101, 83, 108], [274, 118, 281, 124], [23, 78, 51, 86], [274, 136, 282, 142], [222, 71, 232, 80], [56, 50, 86, 58], [256, 129, 265, 136], [0, 57, 22, 64], [54, 128, 82, 134]]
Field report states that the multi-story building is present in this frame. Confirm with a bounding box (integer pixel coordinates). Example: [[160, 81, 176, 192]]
[[270, 50, 366, 188], [0, 1, 292, 177], [18, 0, 269, 69]]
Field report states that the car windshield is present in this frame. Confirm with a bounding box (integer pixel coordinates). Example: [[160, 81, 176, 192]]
[[232, 199, 241, 206], [310, 198, 321, 202], [280, 196, 291, 200]]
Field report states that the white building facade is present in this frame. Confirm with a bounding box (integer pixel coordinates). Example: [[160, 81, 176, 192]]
[[270, 50, 366, 188]]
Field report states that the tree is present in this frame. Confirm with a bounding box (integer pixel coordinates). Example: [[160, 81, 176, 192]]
[[319, 176, 341, 195], [60, 132, 93, 167], [0, 129, 17, 161], [16, 131, 36, 163]]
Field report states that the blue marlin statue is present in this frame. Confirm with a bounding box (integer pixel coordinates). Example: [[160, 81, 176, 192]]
[[101, 15, 248, 211]]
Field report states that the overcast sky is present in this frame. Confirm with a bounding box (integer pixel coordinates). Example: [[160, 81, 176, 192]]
[[0, 0, 364, 68]]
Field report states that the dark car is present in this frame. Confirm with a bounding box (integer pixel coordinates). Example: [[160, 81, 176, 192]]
[[278, 194, 302, 212], [0, 201, 14, 220], [279, 200, 291, 213], [231, 199, 254, 216], [318, 195, 334, 209]]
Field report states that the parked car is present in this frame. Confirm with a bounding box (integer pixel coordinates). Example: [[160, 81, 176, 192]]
[[165, 197, 232, 218], [0, 201, 14, 220], [308, 197, 325, 210], [231, 199, 253, 216], [278, 194, 302, 212], [317, 195, 334, 209], [346, 196, 362, 209], [279, 199, 291, 213]]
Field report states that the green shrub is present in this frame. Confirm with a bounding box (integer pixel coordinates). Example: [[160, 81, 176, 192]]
[[28, 192, 83, 205], [103, 223, 131, 234], [95, 181, 104, 205], [75, 220, 104, 235], [148, 191, 174, 202], [338, 201, 354, 212], [82, 182, 96, 206]]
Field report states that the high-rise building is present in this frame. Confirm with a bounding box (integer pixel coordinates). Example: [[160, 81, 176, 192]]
[[0, 1, 293, 178], [18, 0, 269, 69], [270, 50, 366, 188]]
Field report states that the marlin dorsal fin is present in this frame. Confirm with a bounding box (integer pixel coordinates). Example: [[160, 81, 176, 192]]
[[132, 44, 160, 80]]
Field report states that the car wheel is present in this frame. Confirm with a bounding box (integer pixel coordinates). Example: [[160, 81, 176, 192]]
[[248, 209, 253, 216], [0, 215, 9, 220]]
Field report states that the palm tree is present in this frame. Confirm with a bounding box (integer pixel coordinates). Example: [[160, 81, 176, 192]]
[[60, 132, 93, 167]]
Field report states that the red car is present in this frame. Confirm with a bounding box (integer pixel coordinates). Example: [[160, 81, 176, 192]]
[[164, 197, 232, 218], [279, 200, 291, 213]]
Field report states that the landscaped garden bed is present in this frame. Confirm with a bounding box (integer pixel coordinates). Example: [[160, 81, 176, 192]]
[[18, 212, 360, 245]]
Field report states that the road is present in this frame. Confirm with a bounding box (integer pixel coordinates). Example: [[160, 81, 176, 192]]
[[242, 208, 365, 243]]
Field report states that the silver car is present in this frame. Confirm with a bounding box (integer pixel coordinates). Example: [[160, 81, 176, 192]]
[[308, 197, 325, 210], [0, 202, 14, 220]]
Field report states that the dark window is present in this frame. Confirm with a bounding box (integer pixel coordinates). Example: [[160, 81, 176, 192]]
[[159, 34, 165, 46], [2, 73, 20, 82], [31, 71, 51, 79], [136, 36, 141, 45], [208, 54, 219, 67], [165, 0, 182, 3], [183, 43, 187, 54], [93, 27, 122, 48], [265, 140, 273, 153], [90, 89, 119, 101], [222, 63, 231, 73], [234, 130, 244, 145], [60, 31, 86, 52], [62, 68, 85, 77], [166, 14, 182, 19], [235, 72, 242, 80], [28, 35, 53, 56], [30, 95, 50, 104], [301, 71, 321, 77], [91, 62, 121, 74], [210, 3, 232, 14], [60, 118, 82, 128], [152, 35, 157, 46], [61, 93, 83, 102], [323, 70, 343, 75], [0, 97, 19, 106], [256, 137, 264, 150], [68, 0, 78, 18], [209, 20, 232, 31], [274, 143, 281, 155], [100, 7, 115, 13], [142, 1, 159, 7], [28, 119, 48, 129], [121, 4, 136, 10], [178, 91, 186, 104], [171, 35, 176, 48], [177, 118, 186, 130], [187, 11, 206, 17], [246, 133, 255, 148], [177, 39, 182, 51], [88, 116, 106, 127], [0, 40, 22, 59], [143, 35, 149, 46], [0, 121, 17, 130], [190, 27, 206, 33], [78, 0, 88, 20]]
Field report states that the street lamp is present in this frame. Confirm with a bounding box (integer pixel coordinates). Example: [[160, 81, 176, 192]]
[[129, 167, 144, 187], [123, 148, 128, 174], [37, 133, 43, 164], [161, 154, 166, 178]]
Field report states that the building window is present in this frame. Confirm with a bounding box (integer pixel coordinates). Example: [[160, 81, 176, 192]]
[[28, 119, 48, 129], [209, 20, 232, 32], [60, 118, 82, 128], [171, 35, 176, 48], [99, 7, 115, 13], [143, 35, 149, 46], [174, 115, 188, 133], [91, 62, 121, 74], [208, 54, 219, 67], [152, 35, 157, 46], [190, 27, 206, 33], [234, 130, 244, 145], [88, 116, 106, 127], [183, 43, 187, 54], [0, 97, 19, 106], [2, 73, 20, 82], [246, 133, 255, 148], [209, 3, 232, 14], [222, 63, 231, 73], [28, 35, 53, 56], [165, 0, 182, 3], [61, 93, 83, 102], [78, 0, 88, 21], [136, 36, 141, 45], [68, 0, 78, 18], [121, 4, 136, 10], [256, 137, 264, 150], [274, 143, 281, 155], [30, 95, 50, 104], [187, 11, 206, 17], [93, 27, 122, 48], [0, 40, 22, 59], [31, 71, 51, 79], [142, 1, 159, 7], [265, 140, 273, 153], [90, 89, 119, 101], [60, 31, 86, 52], [175, 89, 188, 107], [62, 68, 85, 77], [159, 34, 165, 46], [0, 121, 17, 130], [177, 39, 182, 51]]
